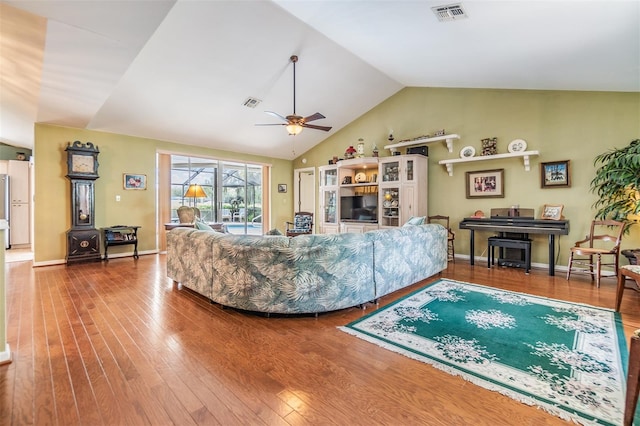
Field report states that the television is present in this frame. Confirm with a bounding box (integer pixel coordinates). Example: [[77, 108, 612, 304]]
[[340, 195, 378, 222]]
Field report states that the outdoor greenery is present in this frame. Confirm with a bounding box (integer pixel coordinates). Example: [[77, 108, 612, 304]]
[[591, 138, 640, 231]]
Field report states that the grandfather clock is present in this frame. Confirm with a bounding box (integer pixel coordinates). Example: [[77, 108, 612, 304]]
[[65, 141, 102, 264]]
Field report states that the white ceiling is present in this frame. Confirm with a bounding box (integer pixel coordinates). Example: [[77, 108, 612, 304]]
[[1, 0, 638, 160]]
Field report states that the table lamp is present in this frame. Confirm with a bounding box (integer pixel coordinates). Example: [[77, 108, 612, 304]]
[[184, 184, 206, 209]]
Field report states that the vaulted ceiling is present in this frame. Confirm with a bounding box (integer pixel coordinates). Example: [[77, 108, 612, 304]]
[[1, 1, 638, 159]]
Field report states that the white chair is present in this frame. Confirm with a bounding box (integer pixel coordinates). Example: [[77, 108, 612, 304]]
[[233, 208, 245, 222]]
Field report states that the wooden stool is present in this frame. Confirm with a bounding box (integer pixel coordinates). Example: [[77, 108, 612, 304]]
[[488, 237, 531, 274]]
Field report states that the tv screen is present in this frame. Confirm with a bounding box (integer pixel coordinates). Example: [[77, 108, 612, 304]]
[[340, 195, 377, 222]]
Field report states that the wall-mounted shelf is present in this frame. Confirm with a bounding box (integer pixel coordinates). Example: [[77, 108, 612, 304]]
[[438, 150, 540, 176], [384, 134, 461, 153]]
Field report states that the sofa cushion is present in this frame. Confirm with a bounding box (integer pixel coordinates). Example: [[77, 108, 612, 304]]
[[403, 216, 426, 226], [195, 220, 214, 231]]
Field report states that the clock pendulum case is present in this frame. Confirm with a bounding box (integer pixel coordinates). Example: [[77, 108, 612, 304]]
[[65, 141, 102, 264]]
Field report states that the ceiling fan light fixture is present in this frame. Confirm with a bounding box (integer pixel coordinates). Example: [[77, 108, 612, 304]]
[[286, 123, 303, 135]]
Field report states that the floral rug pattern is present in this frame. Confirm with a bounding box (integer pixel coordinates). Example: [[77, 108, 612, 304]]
[[340, 279, 628, 425]]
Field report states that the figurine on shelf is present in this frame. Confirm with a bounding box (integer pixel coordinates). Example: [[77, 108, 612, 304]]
[[345, 145, 356, 159], [434, 129, 445, 137], [357, 139, 365, 158], [372, 144, 379, 157]]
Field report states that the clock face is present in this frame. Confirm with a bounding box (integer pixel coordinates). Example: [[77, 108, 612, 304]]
[[72, 154, 94, 173]]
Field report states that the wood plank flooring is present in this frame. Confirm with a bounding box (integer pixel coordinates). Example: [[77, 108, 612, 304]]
[[2, 254, 640, 425]]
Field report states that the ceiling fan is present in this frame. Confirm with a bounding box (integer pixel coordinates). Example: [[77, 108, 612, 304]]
[[256, 55, 332, 136]]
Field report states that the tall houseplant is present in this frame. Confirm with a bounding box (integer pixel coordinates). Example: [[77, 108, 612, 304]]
[[591, 139, 640, 232]]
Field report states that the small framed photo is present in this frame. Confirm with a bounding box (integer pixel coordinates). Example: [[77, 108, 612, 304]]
[[123, 173, 147, 190], [277, 184, 287, 193], [541, 204, 564, 220], [466, 169, 504, 199], [541, 160, 570, 188]]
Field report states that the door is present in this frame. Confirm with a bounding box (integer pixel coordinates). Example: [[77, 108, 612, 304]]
[[294, 168, 315, 213]]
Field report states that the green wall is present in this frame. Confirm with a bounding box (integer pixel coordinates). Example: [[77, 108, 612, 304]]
[[293, 87, 640, 267], [33, 124, 293, 264], [32, 88, 640, 267]]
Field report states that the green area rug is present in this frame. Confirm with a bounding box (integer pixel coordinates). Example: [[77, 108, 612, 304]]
[[340, 279, 628, 425]]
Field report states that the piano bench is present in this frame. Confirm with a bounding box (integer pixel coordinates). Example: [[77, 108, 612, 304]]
[[488, 237, 532, 274]]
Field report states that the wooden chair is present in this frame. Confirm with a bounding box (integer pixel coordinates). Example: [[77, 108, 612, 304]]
[[625, 330, 640, 426], [286, 212, 313, 237], [566, 219, 624, 287], [427, 215, 455, 262], [616, 253, 640, 311]]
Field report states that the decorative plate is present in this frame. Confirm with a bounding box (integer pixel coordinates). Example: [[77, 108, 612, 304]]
[[460, 146, 476, 158], [391, 200, 399, 207], [383, 200, 392, 208], [355, 172, 367, 183], [508, 139, 527, 153]]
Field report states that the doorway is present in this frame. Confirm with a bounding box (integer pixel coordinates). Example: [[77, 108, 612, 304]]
[[294, 167, 315, 215]]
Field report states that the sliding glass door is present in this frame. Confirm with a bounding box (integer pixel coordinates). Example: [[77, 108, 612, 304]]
[[169, 155, 264, 235]]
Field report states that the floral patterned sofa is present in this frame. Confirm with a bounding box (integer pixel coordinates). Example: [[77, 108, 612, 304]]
[[166, 224, 447, 314]]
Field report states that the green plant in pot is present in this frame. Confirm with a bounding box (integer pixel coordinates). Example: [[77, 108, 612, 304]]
[[591, 139, 640, 262]]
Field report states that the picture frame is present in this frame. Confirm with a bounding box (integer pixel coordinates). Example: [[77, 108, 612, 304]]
[[277, 184, 287, 193], [123, 173, 147, 190], [541, 204, 564, 220], [466, 169, 504, 199], [541, 160, 570, 188]]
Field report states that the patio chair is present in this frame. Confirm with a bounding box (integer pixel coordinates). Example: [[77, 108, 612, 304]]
[[233, 208, 245, 222]]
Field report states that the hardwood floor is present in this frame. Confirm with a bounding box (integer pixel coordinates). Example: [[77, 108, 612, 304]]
[[2, 255, 639, 425]]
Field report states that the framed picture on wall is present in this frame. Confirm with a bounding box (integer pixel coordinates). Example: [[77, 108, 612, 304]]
[[466, 169, 504, 199], [123, 173, 147, 190], [541, 204, 564, 220], [541, 160, 570, 188], [277, 184, 287, 193]]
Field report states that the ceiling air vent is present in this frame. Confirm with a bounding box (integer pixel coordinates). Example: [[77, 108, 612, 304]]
[[431, 3, 468, 22], [242, 97, 261, 108]]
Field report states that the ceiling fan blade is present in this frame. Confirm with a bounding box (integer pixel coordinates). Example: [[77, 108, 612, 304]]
[[264, 111, 289, 123], [302, 123, 332, 132], [303, 112, 325, 123], [255, 123, 286, 127]]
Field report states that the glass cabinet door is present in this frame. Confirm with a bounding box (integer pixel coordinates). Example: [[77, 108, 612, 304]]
[[380, 187, 400, 227], [405, 159, 414, 182], [322, 189, 337, 224], [380, 160, 400, 183], [322, 168, 338, 186]]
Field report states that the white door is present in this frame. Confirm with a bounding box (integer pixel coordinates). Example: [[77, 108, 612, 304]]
[[294, 168, 315, 213]]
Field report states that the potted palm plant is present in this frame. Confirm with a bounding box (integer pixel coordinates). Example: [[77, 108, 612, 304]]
[[591, 138, 640, 262]]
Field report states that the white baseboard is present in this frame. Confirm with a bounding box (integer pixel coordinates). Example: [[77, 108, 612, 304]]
[[33, 250, 159, 267]]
